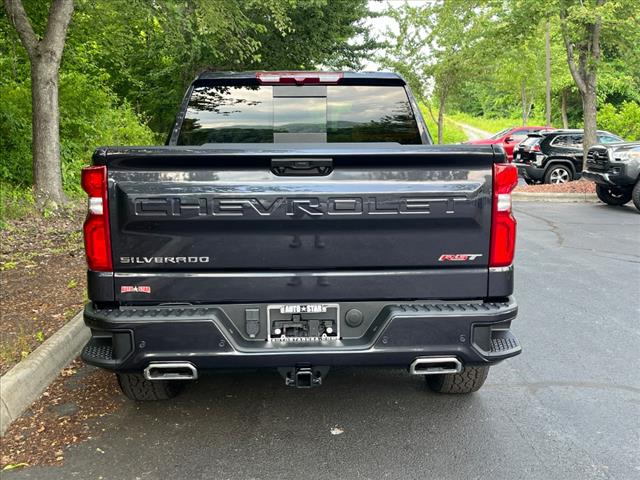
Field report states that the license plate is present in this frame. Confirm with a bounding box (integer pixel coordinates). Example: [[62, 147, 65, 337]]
[[279, 304, 328, 314]]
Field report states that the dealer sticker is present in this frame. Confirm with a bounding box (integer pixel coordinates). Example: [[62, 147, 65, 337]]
[[279, 304, 327, 314], [120, 285, 151, 294]]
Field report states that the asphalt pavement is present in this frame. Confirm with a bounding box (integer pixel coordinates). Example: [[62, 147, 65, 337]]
[[9, 202, 640, 480]]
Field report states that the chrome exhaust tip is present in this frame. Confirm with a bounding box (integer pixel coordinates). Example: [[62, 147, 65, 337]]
[[409, 356, 462, 375], [144, 362, 198, 381]]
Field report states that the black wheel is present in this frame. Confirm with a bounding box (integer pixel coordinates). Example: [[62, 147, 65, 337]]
[[595, 184, 632, 206], [631, 181, 640, 212], [117, 372, 184, 401], [544, 165, 573, 184], [524, 178, 537, 185], [426, 366, 489, 394]]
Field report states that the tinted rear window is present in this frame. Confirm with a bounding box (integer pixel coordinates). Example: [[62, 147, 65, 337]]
[[522, 136, 542, 146], [177, 84, 421, 145]]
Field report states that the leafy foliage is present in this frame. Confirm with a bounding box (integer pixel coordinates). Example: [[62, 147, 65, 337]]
[[597, 101, 640, 141], [0, 0, 374, 209], [380, 0, 640, 138], [0, 71, 156, 194], [63, 0, 375, 132]]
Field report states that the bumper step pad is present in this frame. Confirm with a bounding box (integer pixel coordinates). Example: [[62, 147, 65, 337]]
[[490, 331, 520, 354], [83, 341, 113, 361]]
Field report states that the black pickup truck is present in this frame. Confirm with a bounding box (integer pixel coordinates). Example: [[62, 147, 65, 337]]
[[80, 71, 521, 400]]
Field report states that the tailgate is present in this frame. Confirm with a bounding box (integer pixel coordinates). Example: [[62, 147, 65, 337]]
[[100, 145, 497, 302]]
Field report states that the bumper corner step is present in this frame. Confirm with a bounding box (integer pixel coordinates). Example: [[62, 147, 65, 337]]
[[487, 330, 521, 357]]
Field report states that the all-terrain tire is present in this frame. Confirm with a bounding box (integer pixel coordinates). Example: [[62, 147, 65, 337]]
[[595, 184, 632, 206], [426, 366, 489, 394], [117, 372, 184, 401], [632, 181, 640, 212]]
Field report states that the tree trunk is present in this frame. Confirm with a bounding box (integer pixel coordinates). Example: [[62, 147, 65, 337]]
[[561, 89, 569, 128], [31, 60, 66, 206], [4, 0, 74, 209], [424, 100, 438, 126], [581, 81, 598, 169], [545, 20, 552, 126], [559, 0, 603, 167], [437, 96, 446, 145], [520, 80, 527, 126]]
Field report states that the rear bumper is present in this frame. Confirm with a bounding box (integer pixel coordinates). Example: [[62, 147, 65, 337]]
[[82, 298, 521, 372], [514, 162, 545, 181]]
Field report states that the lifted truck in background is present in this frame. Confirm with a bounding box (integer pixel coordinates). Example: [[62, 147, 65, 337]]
[[80, 71, 521, 400], [583, 142, 640, 211]]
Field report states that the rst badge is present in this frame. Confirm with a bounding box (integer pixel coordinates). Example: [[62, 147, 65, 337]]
[[438, 254, 483, 262]]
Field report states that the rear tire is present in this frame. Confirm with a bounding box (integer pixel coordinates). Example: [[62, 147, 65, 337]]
[[426, 366, 489, 394], [544, 165, 573, 184], [117, 372, 184, 401], [631, 181, 640, 212], [595, 184, 632, 206]]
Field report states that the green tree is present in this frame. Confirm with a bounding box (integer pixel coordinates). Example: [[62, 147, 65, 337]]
[[380, 1, 484, 143], [1, 0, 375, 206], [3, 0, 73, 208], [498, 0, 638, 160], [65, 0, 375, 133], [551, 0, 638, 161]]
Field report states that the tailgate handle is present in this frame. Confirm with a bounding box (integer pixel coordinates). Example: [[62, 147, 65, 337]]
[[271, 158, 333, 176]]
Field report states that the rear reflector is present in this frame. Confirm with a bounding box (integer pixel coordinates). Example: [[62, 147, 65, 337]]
[[490, 163, 518, 267], [81, 166, 112, 271], [256, 71, 343, 85]]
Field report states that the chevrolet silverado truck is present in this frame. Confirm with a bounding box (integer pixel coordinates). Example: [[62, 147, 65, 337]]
[[80, 71, 521, 400]]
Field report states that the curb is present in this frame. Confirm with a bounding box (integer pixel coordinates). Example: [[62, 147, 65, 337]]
[[513, 192, 599, 202], [0, 310, 89, 435]]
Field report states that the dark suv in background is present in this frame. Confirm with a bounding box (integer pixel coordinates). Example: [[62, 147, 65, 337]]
[[513, 129, 623, 184]]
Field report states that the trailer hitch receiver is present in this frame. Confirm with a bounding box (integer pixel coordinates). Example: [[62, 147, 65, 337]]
[[278, 365, 329, 388]]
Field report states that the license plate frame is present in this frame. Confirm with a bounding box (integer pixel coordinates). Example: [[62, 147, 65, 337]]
[[267, 303, 340, 343]]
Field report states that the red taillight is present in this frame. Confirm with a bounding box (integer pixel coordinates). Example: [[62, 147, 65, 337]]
[[532, 144, 541, 152], [81, 166, 112, 271], [256, 71, 343, 85], [490, 163, 518, 267]]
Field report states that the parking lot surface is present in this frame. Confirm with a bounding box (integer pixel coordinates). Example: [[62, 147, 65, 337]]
[[9, 202, 640, 480]]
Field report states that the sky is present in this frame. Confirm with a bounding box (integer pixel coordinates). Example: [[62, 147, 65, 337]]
[[361, 0, 393, 71], [361, 1, 433, 71]]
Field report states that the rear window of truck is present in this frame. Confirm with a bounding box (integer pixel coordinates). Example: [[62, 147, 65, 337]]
[[177, 84, 422, 145]]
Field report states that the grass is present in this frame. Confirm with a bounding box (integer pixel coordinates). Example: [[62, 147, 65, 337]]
[[448, 112, 551, 136], [0, 326, 33, 366], [419, 105, 468, 144], [0, 182, 86, 229], [0, 183, 36, 227]]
